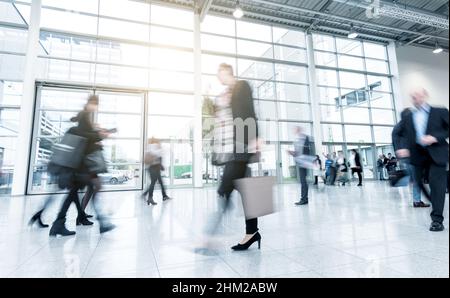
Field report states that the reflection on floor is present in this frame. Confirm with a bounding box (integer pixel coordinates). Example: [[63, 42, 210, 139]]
[[0, 181, 448, 278]]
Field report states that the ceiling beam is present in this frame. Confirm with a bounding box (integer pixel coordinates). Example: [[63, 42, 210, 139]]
[[199, 0, 214, 21]]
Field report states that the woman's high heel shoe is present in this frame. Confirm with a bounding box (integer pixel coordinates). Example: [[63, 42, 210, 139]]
[[28, 210, 49, 228], [231, 232, 261, 251]]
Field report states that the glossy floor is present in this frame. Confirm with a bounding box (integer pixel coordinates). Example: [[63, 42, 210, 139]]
[[0, 181, 448, 278]]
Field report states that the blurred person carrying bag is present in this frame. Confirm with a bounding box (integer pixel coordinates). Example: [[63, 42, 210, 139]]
[[48, 131, 88, 189]]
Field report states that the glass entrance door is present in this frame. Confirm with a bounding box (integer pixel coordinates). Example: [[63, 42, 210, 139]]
[[28, 84, 145, 194]]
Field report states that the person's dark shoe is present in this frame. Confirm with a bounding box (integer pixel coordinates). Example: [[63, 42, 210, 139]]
[[76, 216, 94, 226], [84, 213, 93, 218], [49, 219, 76, 237], [29, 210, 49, 228], [357, 183, 363, 186], [231, 232, 261, 251], [295, 200, 308, 206], [99, 223, 116, 234], [429, 222, 445, 232], [147, 197, 157, 205], [413, 201, 431, 208], [163, 196, 172, 201]]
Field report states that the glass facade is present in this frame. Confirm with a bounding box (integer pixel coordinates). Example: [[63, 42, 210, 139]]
[[313, 33, 396, 179], [201, 15, 311, 183], [0, 0, 400, 194]]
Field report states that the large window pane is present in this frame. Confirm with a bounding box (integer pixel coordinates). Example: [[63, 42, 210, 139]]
[[320, 105, 341, 122], [342, 107, 370, 124], [100, 0, 149, 22], [40, 89, 88, 111], [237, 40, 273, 59], [275, 64, 307, 84], [148, 116, 193, 139], [0, 53, 25, 81], [97, 92, 142, 114], [0, 81, 22, 106], [0, 2, 28, 25], [317, 87, 339, 105], [99, 18, 149, 42], [373, 126, 394, 143], [278, 102, 311, 121], [148, 92, 194, 116], [316, 69, 338, 87], [41, 8, 98, 35], [236, 21, 272, 42], [366, 59, 389, 74], [258, 120, 278, 142], [151, 4, 193, 30], [97, 114, 142, 138], [255, 100, 277, 120], [238, 59, 274, 81], [149, 70, 193, 92], [364, 42, 387, 60], [102, 138, 141, 163], [371, 109, 395, 125], [338, 55, 364, 71], [339, 71, 365, 89], [336, 38, 362, 56], [369, 92, 393, 109], [277, 83, 309, 102], [249, 80, 275, 100], [97, 41, 149, 67], [172, 142, 193, 185], [274, 46, 306, 63], [96, 64, 148, 88], [201, 15, 235, 36], [367, 75, 391, 92], [313, 34, 335, 52], [273, 27, 305, 47], [322, 124, 343, 142], [0, 27, 28, 54], [150, 47, 193, 72], [344, 125, 372, 143], [44, 0, 99, 14], [201, 34, 236, 54], [315, 51, 337, 67], [151, 26, 193, 48]]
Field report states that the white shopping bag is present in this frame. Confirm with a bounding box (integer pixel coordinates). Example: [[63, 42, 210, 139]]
[[234, 176, 276, 220]]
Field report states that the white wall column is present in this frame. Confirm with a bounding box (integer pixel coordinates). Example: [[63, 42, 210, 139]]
[[306, 33, 323, 155], [387, 41, 404, 119], [12, 0, 42, 196], [192, 12, 203, 188]]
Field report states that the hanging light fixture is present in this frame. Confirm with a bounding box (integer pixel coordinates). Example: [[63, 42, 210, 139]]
[[348, 24, 358, 39], [233, 1, 244, 19], [433, 41, 443, 54]]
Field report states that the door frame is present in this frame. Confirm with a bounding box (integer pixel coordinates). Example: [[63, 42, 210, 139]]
[[27, 81, 147, 195], [322, 141, 378, 181]]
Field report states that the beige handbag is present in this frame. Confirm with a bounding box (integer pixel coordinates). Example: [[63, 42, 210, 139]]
[[234, 176, 276, 220]]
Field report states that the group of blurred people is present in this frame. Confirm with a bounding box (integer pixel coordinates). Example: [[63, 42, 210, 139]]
[[377, 153, 398, 181], [309, 149, 364, 189], [29, 95, 116, 236], [29, 63, 448, 252]]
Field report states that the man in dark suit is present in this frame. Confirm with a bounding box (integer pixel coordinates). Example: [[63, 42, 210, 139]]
[[289, 126, 312, 206], [393, 88, 449, 232]]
